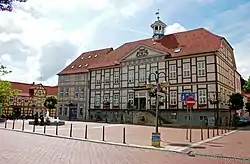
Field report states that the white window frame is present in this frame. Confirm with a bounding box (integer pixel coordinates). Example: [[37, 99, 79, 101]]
[[80, 87, 84, 99], [96, 73, 101, 85], [60, 88, 64, 97], [74, 87, 79, 98], [104, 72, 110, 84], [128, 70, 134, 83], [38, 90, 42, 96], [139, 68, 146, 82], [150, 67, 157, 81], [169, 65, 176, 79], [128, 93, 134, 105], [113, 94, 119, 106], [65, 88, 69, 96], [170, 91, 177, 105], [197, 61, 205, 76], [17, 97, 22, 103], [183, 63, 190, 77], [114, 71, 119, 84], [198, 89, 207, 104], [94, 95, 101, 106]]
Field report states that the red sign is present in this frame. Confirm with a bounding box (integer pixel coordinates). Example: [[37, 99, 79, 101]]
[[186, 96, 195, 107]]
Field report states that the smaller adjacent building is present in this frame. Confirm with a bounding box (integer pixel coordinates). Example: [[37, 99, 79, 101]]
[[2, 82, 58, 117]]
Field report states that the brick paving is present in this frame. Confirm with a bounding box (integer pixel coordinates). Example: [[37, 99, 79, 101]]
[[0, 129, 248, 164], [1, 120, 225, 148], [191, 129, 250, 159]]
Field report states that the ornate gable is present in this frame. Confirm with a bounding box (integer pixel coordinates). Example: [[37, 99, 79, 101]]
[[120, 44, 168, 61]]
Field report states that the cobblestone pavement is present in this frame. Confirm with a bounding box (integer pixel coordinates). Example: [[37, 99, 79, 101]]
[[191, 128, 250, 160], [0, 129, 248, 164], [1, 120, 229, 148]]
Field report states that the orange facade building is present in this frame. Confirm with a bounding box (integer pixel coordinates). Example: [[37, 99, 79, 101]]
[[2, 82, 58, 117]]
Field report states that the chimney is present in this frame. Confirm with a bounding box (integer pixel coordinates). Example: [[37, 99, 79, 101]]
[[32, 82, 35, 85]]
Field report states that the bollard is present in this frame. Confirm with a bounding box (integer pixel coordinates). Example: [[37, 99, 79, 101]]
[[224, 126, 227, 133], [217, 126, 219, 135], [84, 124, 88, 139], [200, 126, 203, 140], [186, 128, 188, 140], [56, 123, 58, 135], [207, 126, 210, 138], [123, 127, 126, 144], [22, 119, 25, 131], [33, 124, 35, 132], [212, 126, 215, 137], [221, 127, 223, 134], [189, 125, 192, 143], [44, 125, 46, 134], [69, 123, 73, 137], [102, 126, 105, 141], [4, 120, 7, 128], [12, 119, 15, 129]]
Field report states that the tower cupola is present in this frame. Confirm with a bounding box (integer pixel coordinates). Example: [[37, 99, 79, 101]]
[[150, 9, 167, 41]]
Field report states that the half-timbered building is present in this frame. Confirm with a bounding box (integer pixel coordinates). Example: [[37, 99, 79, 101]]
[[58, 15, 241, 126], [2, 82, 58, 117], [87, 16, 241, 126]]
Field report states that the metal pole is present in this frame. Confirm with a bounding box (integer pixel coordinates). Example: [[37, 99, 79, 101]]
[[201, 126, 203, 140], [56, 123, 58, 135], [207, 126, 210, 138], [102, 126, 105, 141], [85, 124, 88, 139], [217, 125, 219, 135], [213, 126, 215, 137], [123, 127, 126, 144], [186, 107, 188, 140], [12, 119, 15, 129], [70, 123, 73, 137], [189, 107, 192, 142], [44, 125, 46, 134], [4, 120, 7, 128], [155, 73, 159, 133], [22, 119, 24, 131], [33, 124, 35, 132]]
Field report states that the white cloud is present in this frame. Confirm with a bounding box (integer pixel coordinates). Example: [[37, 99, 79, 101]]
[[0, 0, 189, 85], [205, 2, 250, 79]]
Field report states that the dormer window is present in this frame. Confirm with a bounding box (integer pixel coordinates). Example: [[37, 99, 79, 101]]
[[71, 65, 74, 68], [94, 55, 98, 58], [81, 57, 84, 59], [88, 56, 91, 59], [174, 48, 182, 53], [85, 64, 88, 67], [79, 65, 82, 68]]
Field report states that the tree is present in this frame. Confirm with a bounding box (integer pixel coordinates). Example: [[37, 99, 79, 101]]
[[0, 64, 20, 116], [243, 76, 250, 92], [43, 96, 57, 113], [245, 101, 250, 113], [228, 93, 244, 111]]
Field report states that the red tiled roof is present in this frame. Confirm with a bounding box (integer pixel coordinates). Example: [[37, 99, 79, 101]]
[[59, 28, 224, 73], [57, 48, 113, 75], [89, 28, 223, 69], [10, 81, 58, 96], [242, 90, 250, 99]]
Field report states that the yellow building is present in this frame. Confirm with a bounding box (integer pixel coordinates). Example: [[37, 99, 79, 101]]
[[2, 82, 58, 117]]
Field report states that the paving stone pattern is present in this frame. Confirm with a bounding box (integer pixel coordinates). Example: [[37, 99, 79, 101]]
[[0, 129, 248, 164]]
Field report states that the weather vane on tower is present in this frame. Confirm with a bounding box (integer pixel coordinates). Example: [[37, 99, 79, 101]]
[[155, 9, 160, 20]]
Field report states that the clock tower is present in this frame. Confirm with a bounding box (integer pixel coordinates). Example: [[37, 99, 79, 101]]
[[150, 9, 167, 41]]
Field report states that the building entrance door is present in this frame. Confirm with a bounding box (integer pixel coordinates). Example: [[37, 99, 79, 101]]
[[70, 108, 77, 119], [134, 98, 146, 110]]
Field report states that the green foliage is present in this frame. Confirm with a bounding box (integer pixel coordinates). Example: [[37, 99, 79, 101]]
[[245, 101, 250, 112], [0, 64, 20, 115], [44, 96, 57, 109], [243, 76, 250, 92], [228, 93, 244, 111]]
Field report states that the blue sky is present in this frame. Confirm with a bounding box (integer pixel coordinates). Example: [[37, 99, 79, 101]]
[[0, 0, 250, 84]]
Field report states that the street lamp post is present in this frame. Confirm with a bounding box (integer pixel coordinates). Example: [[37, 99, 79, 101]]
[[146, 71, 169, 133]]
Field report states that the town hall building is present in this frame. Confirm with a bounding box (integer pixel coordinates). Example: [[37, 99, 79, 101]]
[[57, 13, 241, 126]]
